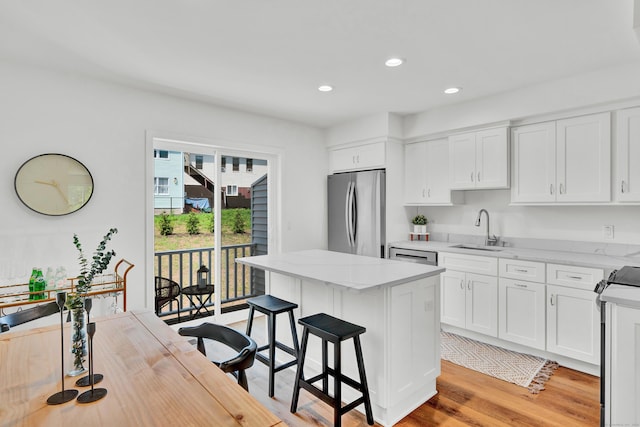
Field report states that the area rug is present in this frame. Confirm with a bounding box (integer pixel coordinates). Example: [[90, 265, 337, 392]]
[[441, 331, 559, 393]]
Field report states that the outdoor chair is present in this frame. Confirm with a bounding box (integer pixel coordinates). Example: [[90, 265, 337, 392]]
[[155, 276, 182, 321], [0, 302, 60, 333], [178, 322, 257, 391]]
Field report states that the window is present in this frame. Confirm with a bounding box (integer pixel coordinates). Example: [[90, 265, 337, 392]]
[[195, 155, 203, 169], [154, 150, 169, 159], [246, 158, 253, 172], [232, 157, 239, 172], [221, 157, 226, 172], [155, 177, 169, 195], [226, 185, 238, 196]]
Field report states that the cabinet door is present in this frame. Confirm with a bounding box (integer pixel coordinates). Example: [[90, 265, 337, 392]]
[[330, 141, 385, 172], [449, 132, 476, 189], [404, 141, 428, 203], [465, 273, 498, 337], [511, 122, 556, 203], [547, 284, 600, 364], [616, 107, 640, 202], [475, 127, 509, 189], [440, 270, 466, 328], [556, 112, 611, 202], [498, 278, 546, 350], [608, 304, 640, 425], [425, 138, 452, 203]]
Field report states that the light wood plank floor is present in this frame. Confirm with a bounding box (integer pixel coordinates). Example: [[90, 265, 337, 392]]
[[215, 317, 600, 426]]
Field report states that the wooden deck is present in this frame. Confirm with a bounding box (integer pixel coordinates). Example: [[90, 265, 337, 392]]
[[194, 316, 600, 426]]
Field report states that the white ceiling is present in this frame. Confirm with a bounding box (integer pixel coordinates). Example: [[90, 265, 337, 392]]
[[1, 1, 640, 129]]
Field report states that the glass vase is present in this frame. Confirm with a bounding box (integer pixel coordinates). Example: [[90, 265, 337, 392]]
[[67, 295, 88, 376]]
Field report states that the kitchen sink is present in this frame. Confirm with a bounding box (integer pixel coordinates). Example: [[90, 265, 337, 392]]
[[451, 244, 503, 252]]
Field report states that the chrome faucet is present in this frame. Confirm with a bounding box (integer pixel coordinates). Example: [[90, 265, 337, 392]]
[[475, 209, 498, 246]]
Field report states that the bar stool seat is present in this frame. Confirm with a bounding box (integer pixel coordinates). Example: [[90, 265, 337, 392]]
[[245, 294, 300, 397], [291, 312, 374, 427]]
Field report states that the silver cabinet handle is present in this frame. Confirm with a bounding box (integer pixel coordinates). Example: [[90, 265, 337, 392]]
[[515, 268, 528, 273], [427, 188, 431, 198], [467, 280, 471, 291], [567, 275, 582, 280], [356, 155, 360, 163], [477, 172, 481, 182], [460, 280, 464, 290], [550, 184, 554, 195], [559, 183, 564, 194], [514, 283, 528, 288], [422, 189, 425, 198], [621, 180, 626, 193], [470, 172, 474, 182], [550, 295, 555, 306]]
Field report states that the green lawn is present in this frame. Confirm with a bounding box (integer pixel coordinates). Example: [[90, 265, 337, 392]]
[[154, 209, 252, 252]]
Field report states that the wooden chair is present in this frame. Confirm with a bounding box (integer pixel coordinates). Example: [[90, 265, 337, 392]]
[[0, 302, 60, 333], [178, 322, 257, 391], [154, 276, 181, 321]]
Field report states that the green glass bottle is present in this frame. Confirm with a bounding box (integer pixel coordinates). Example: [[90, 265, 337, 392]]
[[28, 268, 38, 301], [34, 268, 46, 300]]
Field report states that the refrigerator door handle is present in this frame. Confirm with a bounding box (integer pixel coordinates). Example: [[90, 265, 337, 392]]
[[351, 183, 357, 246], [345, 181, 353, 247]]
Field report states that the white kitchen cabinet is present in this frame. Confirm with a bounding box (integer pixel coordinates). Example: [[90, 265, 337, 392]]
[[546, 284, 600, 364], [616, 106, 640, 202], [330, 141, 386, 172], [605, 302, 640, 425], [440, 253, 498, 337], [404, 138, 453, 204], [498, 278, 546, 350], [448, 127, 509, 190], [511, 112, 611, 203]]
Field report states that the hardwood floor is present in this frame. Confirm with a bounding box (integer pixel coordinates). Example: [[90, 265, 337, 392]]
[[214, 318, 600, 426]]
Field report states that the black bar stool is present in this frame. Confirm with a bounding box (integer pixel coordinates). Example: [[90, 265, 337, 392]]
[[245, 294, 300, 397], [290, 312, 374, 427]]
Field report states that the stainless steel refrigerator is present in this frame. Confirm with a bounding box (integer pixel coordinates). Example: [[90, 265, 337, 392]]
[[328, 169, 385, 258]]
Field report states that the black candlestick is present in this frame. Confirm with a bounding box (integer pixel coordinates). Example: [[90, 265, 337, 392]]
[[47, 292, 78, 405], [77, 322, 107, 403], [76, 298, 103, 386]]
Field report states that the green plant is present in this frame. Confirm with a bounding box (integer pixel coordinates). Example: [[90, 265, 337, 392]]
[[412, 214, 427, 225], [208, 213, 215, 233], [159, 211, 174, 236], [232, 209, 246, 234], [186, 212, 200, 235], [72, 227, 118, 295]]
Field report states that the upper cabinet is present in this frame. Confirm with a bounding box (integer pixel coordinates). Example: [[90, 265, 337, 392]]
[[404, 138, 455, 205], [448, 127, 509, 190], [511, 112, 611, 204], [330, 141, 386, 173], [615, 107, 640, 202]]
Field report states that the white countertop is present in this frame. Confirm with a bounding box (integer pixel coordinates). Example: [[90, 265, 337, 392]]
[[389, 240, 640, 272], [600, 284, 640, 309], [236, 249, 444, 291]]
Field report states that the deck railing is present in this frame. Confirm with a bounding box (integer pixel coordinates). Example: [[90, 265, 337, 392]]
[[154, 243, 257, 322]]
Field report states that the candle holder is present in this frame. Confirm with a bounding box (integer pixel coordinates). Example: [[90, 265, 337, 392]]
[[76, 298, 103, 387], [77, 322, 107, 403], [47, 292, 79, 405]]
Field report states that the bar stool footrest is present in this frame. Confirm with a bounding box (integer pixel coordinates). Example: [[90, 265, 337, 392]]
[[298, 379, 366, 416]]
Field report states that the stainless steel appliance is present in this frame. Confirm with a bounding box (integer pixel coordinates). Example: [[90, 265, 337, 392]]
[[594, 266, 640, 427], [389, 246, 438, 265], [328, 169, 385, 258]]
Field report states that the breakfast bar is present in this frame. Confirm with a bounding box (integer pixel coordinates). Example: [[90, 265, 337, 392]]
[[236, 249, 445, 427]]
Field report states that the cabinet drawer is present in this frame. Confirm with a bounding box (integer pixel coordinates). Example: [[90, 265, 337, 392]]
[[547, 263, 604, 290], [439, 252, 498, 276], [499, 258, 545, 283]]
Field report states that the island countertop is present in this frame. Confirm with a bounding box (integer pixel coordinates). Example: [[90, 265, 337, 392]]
[[236, 249, 444, 291]]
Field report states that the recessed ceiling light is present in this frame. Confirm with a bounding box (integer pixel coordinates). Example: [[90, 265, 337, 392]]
[[444, 87, 461, 94], [318, 85, 333, 92], [385, 58, 404, 67]]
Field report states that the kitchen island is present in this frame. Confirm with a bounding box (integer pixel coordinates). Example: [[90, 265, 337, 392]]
[[236, 249, 445, 427]]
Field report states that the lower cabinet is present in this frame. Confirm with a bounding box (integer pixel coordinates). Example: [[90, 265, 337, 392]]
[[441, 270, 498, 337], [546, 284, 600, 364], [498, 278, 546, 350], [606, 303, 640, 425]]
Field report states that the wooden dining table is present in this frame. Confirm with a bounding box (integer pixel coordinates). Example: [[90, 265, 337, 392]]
[[0, 310, 283, 426]]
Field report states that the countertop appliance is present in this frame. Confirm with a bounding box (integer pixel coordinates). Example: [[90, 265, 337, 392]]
[[328, 169, 385, 258], [389, 246, 438, 266], [594, 266, 640, 427]]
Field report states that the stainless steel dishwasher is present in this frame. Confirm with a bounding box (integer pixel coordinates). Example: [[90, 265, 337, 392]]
[[389, 246, 438, 265]]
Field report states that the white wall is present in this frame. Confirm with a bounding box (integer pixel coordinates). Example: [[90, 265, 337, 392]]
[[0, 60, 326, 310]]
